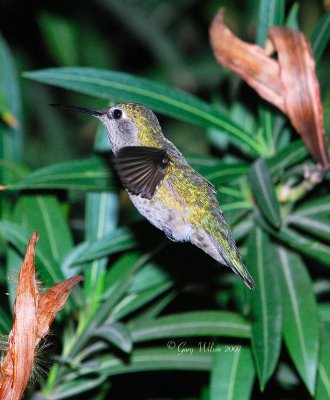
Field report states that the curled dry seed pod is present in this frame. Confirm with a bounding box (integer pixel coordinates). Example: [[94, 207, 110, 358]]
[[0, 232, 82, 400]]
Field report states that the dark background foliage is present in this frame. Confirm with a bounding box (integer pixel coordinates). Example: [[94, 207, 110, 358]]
[[0, 0, 329, 399]]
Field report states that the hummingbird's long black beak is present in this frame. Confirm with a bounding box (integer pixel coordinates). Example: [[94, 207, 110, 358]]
[[50, 104, 105, 117]]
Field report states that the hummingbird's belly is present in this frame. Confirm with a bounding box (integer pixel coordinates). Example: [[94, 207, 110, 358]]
[[128, 187, 192, 242]]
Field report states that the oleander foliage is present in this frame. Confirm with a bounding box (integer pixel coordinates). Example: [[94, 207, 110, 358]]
[[0, 1, 329, 399]]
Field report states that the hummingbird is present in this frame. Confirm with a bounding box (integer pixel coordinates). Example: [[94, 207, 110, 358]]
[[51, 102, 255, 289]]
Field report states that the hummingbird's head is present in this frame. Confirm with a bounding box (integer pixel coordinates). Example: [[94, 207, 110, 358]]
[[51, 102, 165, 153]]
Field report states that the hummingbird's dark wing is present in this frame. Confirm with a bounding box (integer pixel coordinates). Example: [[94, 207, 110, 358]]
[[114, 146, 170, 200]]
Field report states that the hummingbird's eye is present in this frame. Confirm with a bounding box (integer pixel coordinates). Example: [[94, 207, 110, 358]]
[[112, 109, 122, 120]]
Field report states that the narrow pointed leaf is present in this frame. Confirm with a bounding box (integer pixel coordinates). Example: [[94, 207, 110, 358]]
[[315, 326, 330, 400], [286, 3, 300, 30], [276, 225, 330, 267], [110, 282, 172, 321], [0, 34, 23, 173], [51, 376, 108, 400], [38, 13, 79, 67], [132, 291, 176, 322], [210, 346, 255, 400], [0, 221, 65, 284], [76, 347, 213, 377], [83, 192, 119, 292], [0, 34, 22, 233], [310, 10, 330, 63], [95, 322, 132, 353], [256, 212, 330, 267], [256, 0, 285, 46], [83, 125, 119, 314], [250, 158, 281, 227], [129, 311, 250, 342], [293, 196, 330, 219], [187, 156, 249, 186], [246, 226, 282, 389], [61, 227, 137, 273], [4, 156, 115, 191], [0, 310, 11, 334], [267, 140, 307, 178], [24, 67, 263, 155], [277, 246, 319, 394], [0, 221, 82, 310], [67, 252, 152, 358], [286, 214, 330, 242], [13, 195, 73, 265]]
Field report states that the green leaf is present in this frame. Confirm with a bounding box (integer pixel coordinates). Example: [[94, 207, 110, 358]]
[[246, 226, 282, 389], [0, 308, 11, 334], [286, 214, 330, 243], [95, 322, 132, 353], [129, 311, 251, 342], [310, 10, 330, 64], [110, 282, 172, 321], [256, 208, 330, 267], [258, 106, 275, 156], [316, 325, 330, 400], [0, 33, 23, 165], [319, 304, 330, 326], [0, 159, 27, 183], [128, 261, 171, 293], [0, 34, 23, 221], [24, 67, 264, 155], [104, 252, 146, 297], [83, 125, 120, 316], [250, 158, 281, 228], [39, 13, 79, 66], [13, 195, 73, 265], [276, 225, 330, 267], [277, 246, 319, 395], [131, 291, 176, 322], [67, 252, 152, 357], [50, 376, 108, 400], [192, 161, 249, 187], [0, 221, 65, 285], [257, 212, 330, 268], [76, 347, 213, 377], [83, 191, 119, 312], [285, 3, 300, 30], [97, 0, 185, 71], [62, 227, 137, 273], [5, 156, 115, 191], [210, 346, 255, 400], [293, 196, 330, 219], [257, 0, 285, 46], [267, 140, 307, 178], [0, 220, 82, 312]]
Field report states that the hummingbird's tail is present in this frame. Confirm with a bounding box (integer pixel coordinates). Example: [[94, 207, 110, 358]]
[[216, 244, 255, 289], [191, 226, 255, 289]]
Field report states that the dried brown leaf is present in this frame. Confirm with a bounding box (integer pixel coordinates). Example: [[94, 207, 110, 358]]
[[210, 8, 329, 169], [269, 27, 329, 167], [0, 232, 82, 400], [37, 276, 83, 343], [209, 8, 286, 113], [0, 232, 39, 400]]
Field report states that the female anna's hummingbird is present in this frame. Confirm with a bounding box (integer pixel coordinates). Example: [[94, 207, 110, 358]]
[[52, 102, 255, 289]]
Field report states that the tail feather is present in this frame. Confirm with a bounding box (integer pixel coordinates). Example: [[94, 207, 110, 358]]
[[218, 248, 255, 289], [191, 227, 255, 289]]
